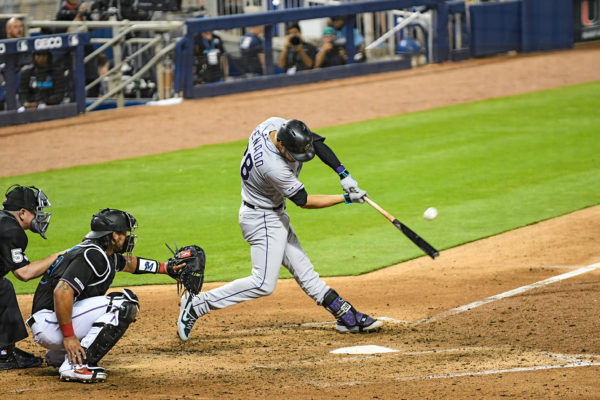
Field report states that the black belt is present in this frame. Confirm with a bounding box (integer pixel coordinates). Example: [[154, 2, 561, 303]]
[[243, 201, 284, 211], [26, 316, 36, 328]]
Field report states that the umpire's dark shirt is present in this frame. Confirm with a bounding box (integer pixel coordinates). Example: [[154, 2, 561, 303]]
[[31, 241, 126, 314], [0, 210, 30, 278]]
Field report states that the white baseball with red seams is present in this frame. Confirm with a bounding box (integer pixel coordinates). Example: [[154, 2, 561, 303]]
[[424, 207, 438, 220]]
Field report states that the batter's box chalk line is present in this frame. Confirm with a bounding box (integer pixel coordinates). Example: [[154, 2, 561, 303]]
[[418, 261, 600, 324], [229, 262, 600, 334]]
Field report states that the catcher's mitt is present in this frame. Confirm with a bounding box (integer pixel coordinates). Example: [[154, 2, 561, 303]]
[[166, 244, 206, 295]]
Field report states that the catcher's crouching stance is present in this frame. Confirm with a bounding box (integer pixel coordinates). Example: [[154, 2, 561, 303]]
[[27, 209, 180, 383]]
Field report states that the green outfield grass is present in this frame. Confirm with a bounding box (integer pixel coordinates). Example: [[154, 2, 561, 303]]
[[4, 81, 599, 294]]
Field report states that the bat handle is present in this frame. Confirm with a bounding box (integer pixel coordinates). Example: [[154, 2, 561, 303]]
[[363, 196, 396, 223]]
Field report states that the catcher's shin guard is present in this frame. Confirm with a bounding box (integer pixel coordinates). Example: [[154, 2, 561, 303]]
[[83, 290, 139, 364], [322, 289, 383, 333]]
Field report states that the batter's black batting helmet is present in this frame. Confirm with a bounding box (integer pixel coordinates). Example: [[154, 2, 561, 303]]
[[277, 119, 316, 162], [85, 208, 138, 253], [3, 184, 52, 239]]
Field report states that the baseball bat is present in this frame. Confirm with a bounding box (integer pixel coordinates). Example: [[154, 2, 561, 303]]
[[363, 197, 440, 259]]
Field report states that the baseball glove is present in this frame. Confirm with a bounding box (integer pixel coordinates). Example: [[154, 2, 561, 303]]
[[166, 244, 206, 295]]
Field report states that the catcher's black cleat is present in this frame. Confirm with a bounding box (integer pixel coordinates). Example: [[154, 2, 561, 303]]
[[177, 291, 199, 341], [0, 346, 43, 370]]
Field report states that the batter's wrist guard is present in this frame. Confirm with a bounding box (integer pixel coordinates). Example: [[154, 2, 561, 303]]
[[336, 165, 350, 179], [343, 193, 352, 205]]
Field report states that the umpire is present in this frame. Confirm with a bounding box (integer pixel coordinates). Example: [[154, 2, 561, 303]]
[[0, 185, 58, 370]]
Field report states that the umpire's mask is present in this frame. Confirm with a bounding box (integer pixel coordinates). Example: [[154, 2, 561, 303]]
[[3, 184, 52, 239]]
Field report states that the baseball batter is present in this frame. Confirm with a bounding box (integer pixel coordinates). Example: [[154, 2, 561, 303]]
[[177, 117, 383, 340], [27, 208, 179, 383]]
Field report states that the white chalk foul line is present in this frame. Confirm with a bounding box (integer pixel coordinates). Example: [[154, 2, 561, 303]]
[[395, 361, 600, 382], [228, 262, 600, 333], [419, 262, 600, 324]]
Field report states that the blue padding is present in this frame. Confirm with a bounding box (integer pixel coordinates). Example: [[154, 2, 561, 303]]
[[192, 59, 411, 99], [521, 0, 573, 52], [469, 1, 522, 57], [85, 99, 148, 111], [447, 1, 465, 14]]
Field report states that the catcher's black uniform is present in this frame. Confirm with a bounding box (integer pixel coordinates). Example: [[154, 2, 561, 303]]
[[31, 240, 127, 314], [0, 210, 31, 347]]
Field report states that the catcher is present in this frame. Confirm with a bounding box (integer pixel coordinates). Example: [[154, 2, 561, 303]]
[[27, 208, 185, 383]]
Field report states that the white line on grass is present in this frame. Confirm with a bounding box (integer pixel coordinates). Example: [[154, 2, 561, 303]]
[[418, 262, 600, 324]]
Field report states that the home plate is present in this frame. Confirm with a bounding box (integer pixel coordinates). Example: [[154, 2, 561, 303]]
[[330, 345, 398, 355]]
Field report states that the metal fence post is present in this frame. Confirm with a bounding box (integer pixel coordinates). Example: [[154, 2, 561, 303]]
[[155, 33, 165, 99], [111, 18, 125, 108]]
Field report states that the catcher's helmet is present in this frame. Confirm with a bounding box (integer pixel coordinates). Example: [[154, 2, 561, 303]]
[[3, 184, 52, 239], [85, 208, 137, 253], [276, 119, 316, 162]]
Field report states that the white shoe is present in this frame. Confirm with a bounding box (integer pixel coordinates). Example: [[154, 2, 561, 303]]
[[59, 359, 107, 383], [177, 291, 199, 341]]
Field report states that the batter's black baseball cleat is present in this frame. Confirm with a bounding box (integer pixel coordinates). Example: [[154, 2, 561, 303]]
[[0, 346, 43, 370], [177, 291, 199, 341], [322, 289, 384, 334], [336, 313, 383, 333]]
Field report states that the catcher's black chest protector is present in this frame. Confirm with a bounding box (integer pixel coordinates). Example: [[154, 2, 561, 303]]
[[31, 243, 124, 314]]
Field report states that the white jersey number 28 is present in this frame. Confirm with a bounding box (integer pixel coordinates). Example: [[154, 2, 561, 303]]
[[241, 152, 254, 181]]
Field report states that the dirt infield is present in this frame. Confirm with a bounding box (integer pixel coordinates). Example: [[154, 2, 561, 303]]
[[7, 206, 600, 398], [2, 43, 600, 398]]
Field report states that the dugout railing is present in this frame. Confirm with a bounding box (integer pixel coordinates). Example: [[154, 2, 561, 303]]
[[180, 0, 450, 99], [28, 19, 185, 112]]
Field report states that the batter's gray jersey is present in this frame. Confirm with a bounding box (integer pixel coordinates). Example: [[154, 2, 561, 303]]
[[187, 117, 330, 319], [240, 117, 304, 208]]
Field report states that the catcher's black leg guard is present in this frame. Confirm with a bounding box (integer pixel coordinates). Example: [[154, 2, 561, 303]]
[[321, 289, 382, 333], [83, 290, 139, 365]]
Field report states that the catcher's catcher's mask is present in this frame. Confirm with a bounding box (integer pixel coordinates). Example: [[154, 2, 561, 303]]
[[3, 184, 52, 239], [85, 208, 138, 254]]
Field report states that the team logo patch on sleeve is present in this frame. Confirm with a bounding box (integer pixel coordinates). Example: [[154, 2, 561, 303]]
[[285, 182, 301, 195]]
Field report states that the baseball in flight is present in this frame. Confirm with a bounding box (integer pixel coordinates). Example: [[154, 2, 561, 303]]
[[423, 207, 438, 220]]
